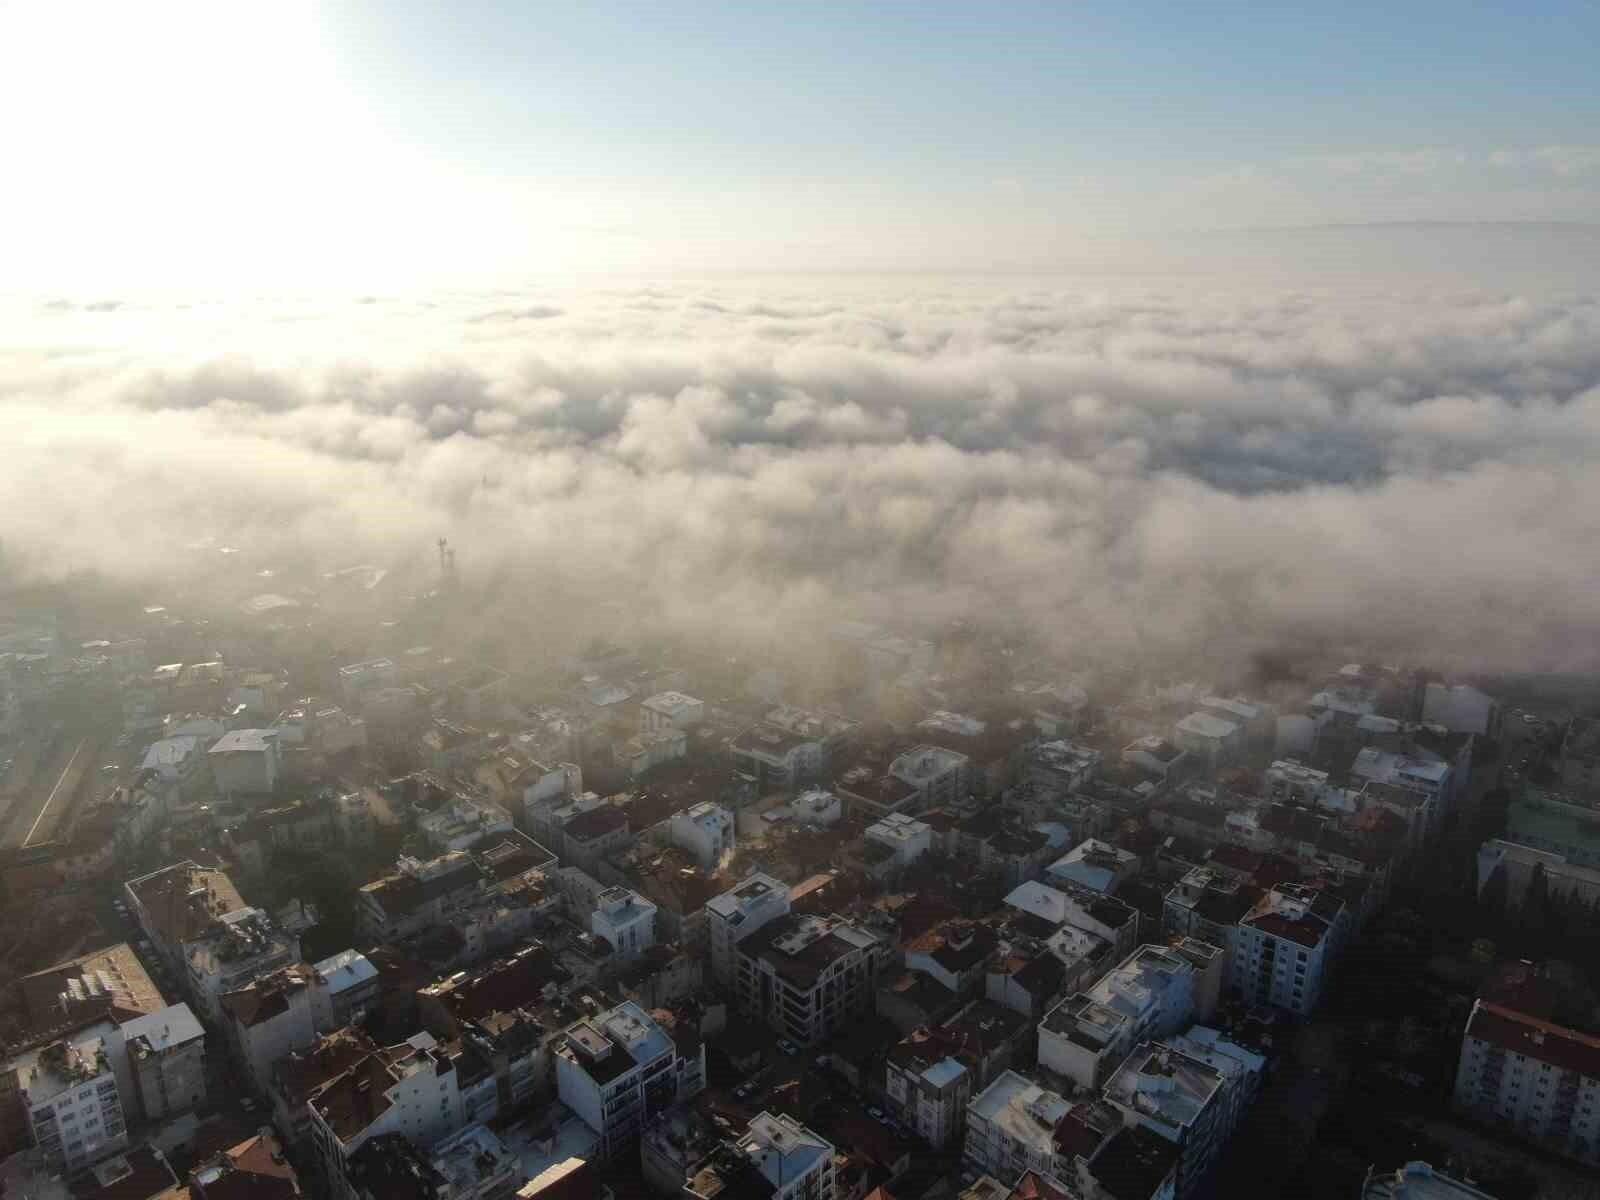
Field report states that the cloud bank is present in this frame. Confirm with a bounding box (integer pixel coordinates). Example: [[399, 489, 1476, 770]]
[[4, 269, 1600, 675]]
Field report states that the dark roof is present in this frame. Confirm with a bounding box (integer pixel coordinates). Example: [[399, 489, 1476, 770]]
[[272, 1027, 379, 1108], [906, 921, 998, 973], [1088, 1125, 1179, 1200], [476, 831, 557, 880], [343, 1134, 444, 1200], [362, 858, 484, 918], [190, 1132, 300, 1200], [1012, 951, 1067, 998], [437, 945, 570, 1023], [1156, 800, 1226, 829], [740, 914, 876, 988], [562, 804, 629, 840], [68, 1146, 178, 1200]]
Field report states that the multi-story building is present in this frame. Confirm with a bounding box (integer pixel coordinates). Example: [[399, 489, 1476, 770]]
[[963, 1071, 1071, 1181], [1037, 946, 1201, 1090], [1453, 998, 1600, 1165], [1155, 1026, 1264, 1145], [222, 964, 319, 1094], [731, 724, 828, 794], [121, 1003, 207, 1122], [184, 908, 301, 1023], [666, 802, 733, 869], [307, 1032, 464, 1200], [1231, 884, 1342, 1017], [269, 1026, 378, 1147], [13, 1028, 127, 1170], [338, 658, 397, 706], [1102, 1042, 1228, 1197], [418, 797, 514, 853], [124, 861, 248, 973], [889, 745, 972, 811], [1025, 740, 1103, 795], [1421, 684, 1502, 740], [885, 1029, 971, 1148], [1047, 840, 1140, 896], [1172, 713, 1242, 770], [686, 1111, 835, 1200], [311, 950, 380, 1029], [554, 1001, 705, 1159], [590, 887, 658, 960], [207, 729, 281, 796], [640, 691, 705, 735], [864, 813, 934, 871], [1161, 867, 1257, 974], [428, 1123, 521, 1200], [732, 914, 888, 1047], [706, 873, 791, 986], [355, 851, 487, 942]]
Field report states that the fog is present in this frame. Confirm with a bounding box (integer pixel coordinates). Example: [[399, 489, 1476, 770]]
[[5, 240, 1600, 677]]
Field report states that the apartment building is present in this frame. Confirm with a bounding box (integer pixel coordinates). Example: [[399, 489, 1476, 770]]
[[355, 850, 487, 942], [1047, 840, 1140, 896], [686, 1111, 835, 1200], [554, 1001, 705, 1159], [885, 1030, 971, 1148], [307, 1032, 464, 1200], [13, 1028, 127, 1170], [1102, 1043, 1229, 1197], [706, 873, 791, 986], [1230, 884, 1342, 1017], [222, 964, 320, 1094], [269, 1026, 379, 1147], [1453, 999, 1600, 1165], [667, 802, 733, 869], [124, 861, 247, 973], [963, 1071, 1072, 1182], [184, 908, 301, 1023], [121, 1004, 207, 1122], [732, 913, 888, 1047], [1037, 946, 1202, 1091], [591, 887, 658, 960]]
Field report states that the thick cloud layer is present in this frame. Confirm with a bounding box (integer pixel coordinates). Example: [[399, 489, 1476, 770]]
[[3, 274, 1600, 674]]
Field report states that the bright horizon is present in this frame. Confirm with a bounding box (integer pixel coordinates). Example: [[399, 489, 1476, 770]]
[[2, 1, 1598, 288]]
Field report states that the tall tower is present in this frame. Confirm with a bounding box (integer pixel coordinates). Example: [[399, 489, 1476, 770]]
[[437, 537, 458, 593]]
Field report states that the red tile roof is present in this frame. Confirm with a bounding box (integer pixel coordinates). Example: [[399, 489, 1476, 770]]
[[1466, 1000, 1600, 1078]]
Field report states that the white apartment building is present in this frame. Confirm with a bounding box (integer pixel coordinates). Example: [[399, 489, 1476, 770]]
[[706, 873, 791, 986], [1231, 884, 1342, 1017], [1264, 760, 1338, 810], [121, 1003, 208, 1122], [1172, 713, 1242, 770], [221, 964, 320, 1094], [865, 813, 934, 869], [619, 728, 687, 780], [667, 802, 734, 869], [733, 914, 888, 1047], [429, 1123, 521, 1200], [886, 1034, 972, 1148], [640, 691, 704, 735], [184, 907, 301, 1023], [419, 797, 514, 853], [311, 950, 381, 1029], [207, 729, 280, 796], [139, 735, 210, 796], [1103, 1043, 1229, 1197], [731, 1112, 835, 1200], [1453, 999, 1600, 1165], [308, 1032, 464, 1200], [1006, 881, 1141, 964], [1350, 748, 1453, 838], [1156, 1026, 1265, 1146], [554, 1001, 705, 1159], [1122, 736, 1189, 780], [1026, 740, 1103, 794], [889, 745, 971, 810], [963, 1071, 1072, 1182], [1047, 839, 1140, 896], [731, 725, 827, 793], [14, 1028, 128, 1170], [1037, 945, 1199, 1091], [591, 887, 658, 960]]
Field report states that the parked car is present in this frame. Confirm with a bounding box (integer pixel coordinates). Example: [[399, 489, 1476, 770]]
[[867, 1106, 884, 1120], [777, 1039, 798, 1056]]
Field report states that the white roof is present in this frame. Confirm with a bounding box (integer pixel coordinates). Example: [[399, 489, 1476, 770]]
[[923, 1057, 966, 1088], [1176, 711, 1239, 740], [120, 1002, 203, 1050], [643, 691, 701, 714], [314, 949, 378, 993], [1004, 880, 1071, 925], [1201, 696, 1261, 721], [209, 728, 276, 755], [141, 735, 204, 769]]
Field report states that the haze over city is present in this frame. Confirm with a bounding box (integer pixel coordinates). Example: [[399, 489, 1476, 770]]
[[2, 6, 1600, 1200]]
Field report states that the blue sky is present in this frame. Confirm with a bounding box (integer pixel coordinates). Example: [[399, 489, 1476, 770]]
[[3, 1, 1598, 285]]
